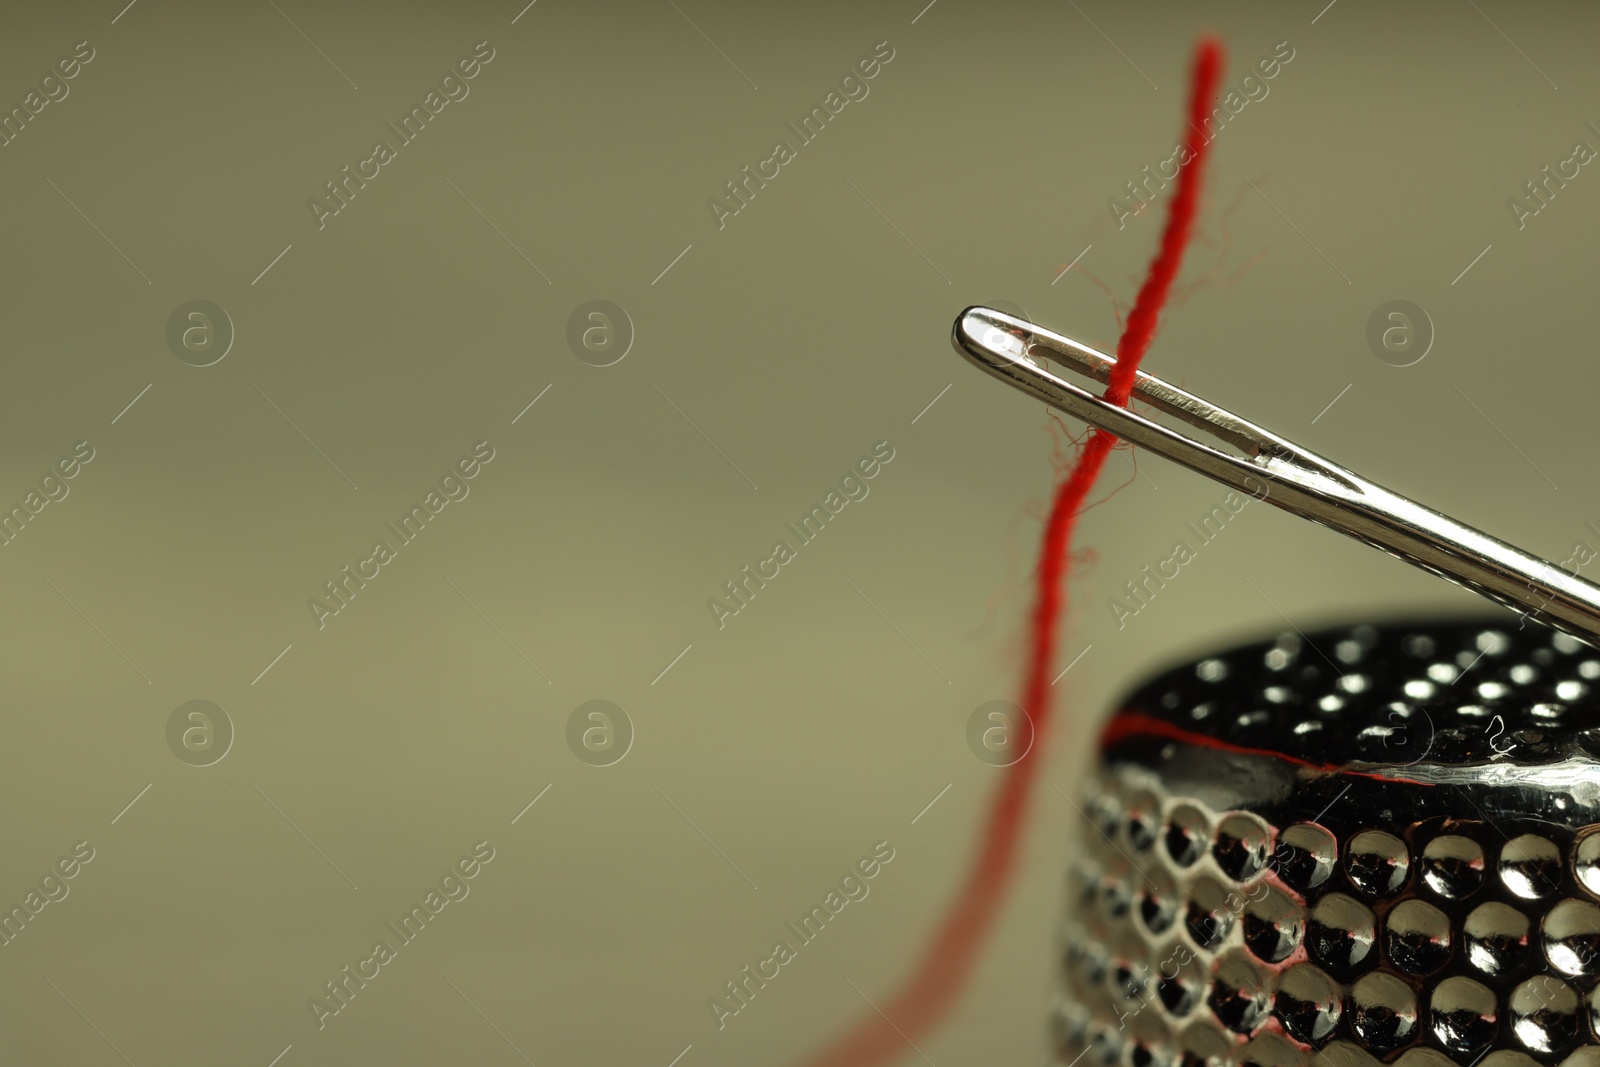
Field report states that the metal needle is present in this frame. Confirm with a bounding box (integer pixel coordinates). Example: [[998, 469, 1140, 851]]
[[952, 305, 1600, 648]]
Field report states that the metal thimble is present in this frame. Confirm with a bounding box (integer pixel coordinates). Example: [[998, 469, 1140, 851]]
[[1055, 619, 1600, 1067]]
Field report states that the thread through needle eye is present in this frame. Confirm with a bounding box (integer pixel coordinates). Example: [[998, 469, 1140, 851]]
[[952, 305, 1600, 648]]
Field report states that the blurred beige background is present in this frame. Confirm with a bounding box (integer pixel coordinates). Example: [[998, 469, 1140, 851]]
[[2, 1, 1597, 1064]]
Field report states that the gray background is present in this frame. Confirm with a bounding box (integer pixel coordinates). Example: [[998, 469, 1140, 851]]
[[1, 1, 1595, 1064]]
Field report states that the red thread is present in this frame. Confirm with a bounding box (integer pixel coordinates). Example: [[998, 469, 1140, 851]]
[[786, 37, 1224, 1067], [1099, 712, 1435, 787]]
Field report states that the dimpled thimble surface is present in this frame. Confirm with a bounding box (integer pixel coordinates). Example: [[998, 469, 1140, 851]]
[[1055, 620, 1600, 1067]]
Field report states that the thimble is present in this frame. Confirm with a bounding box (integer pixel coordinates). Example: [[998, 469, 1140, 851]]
[[1055, 618, 1600, 1067]]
